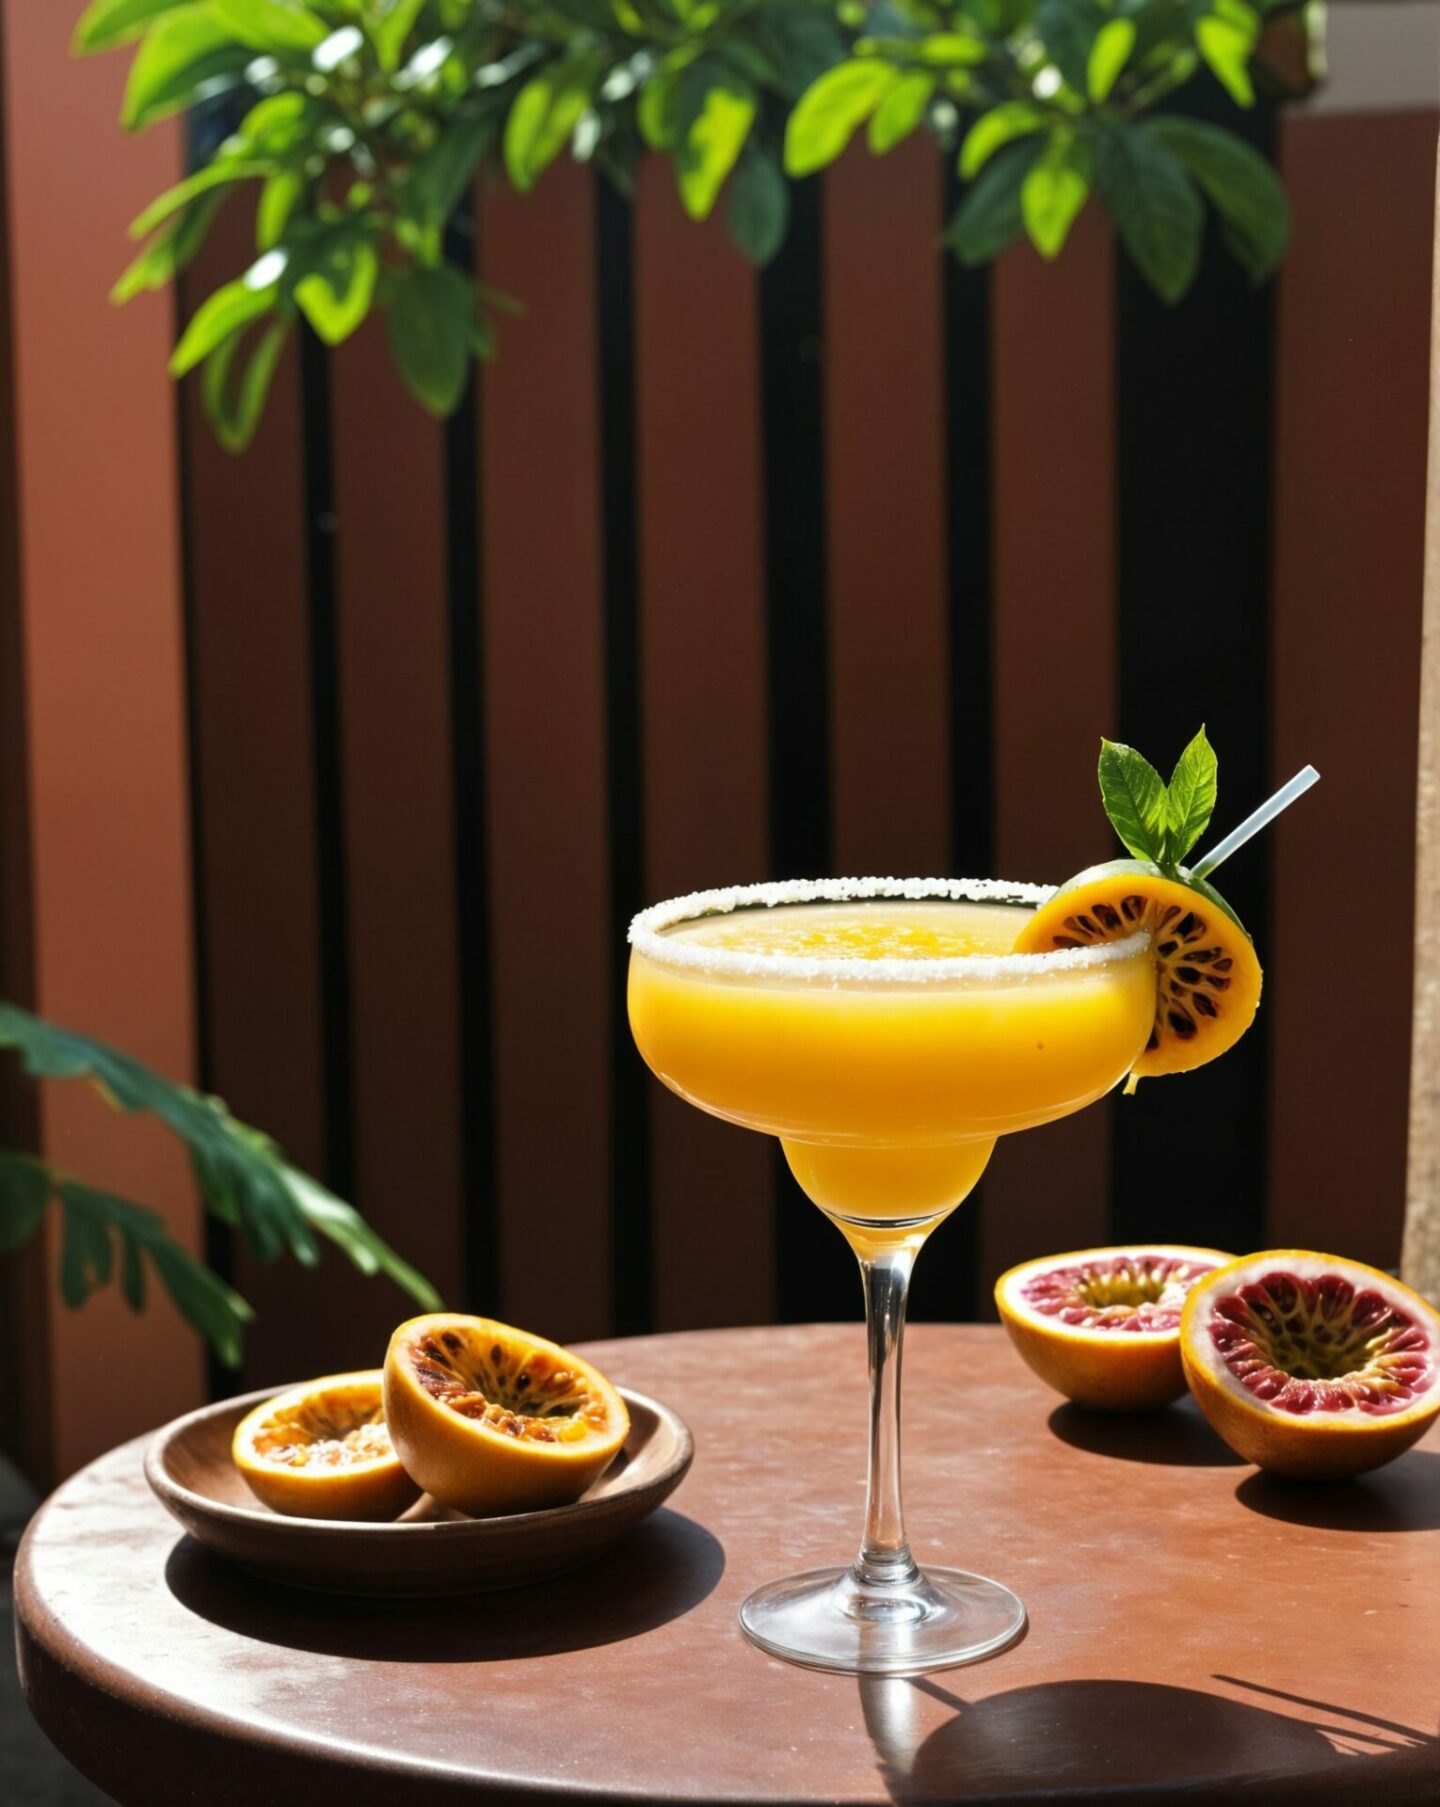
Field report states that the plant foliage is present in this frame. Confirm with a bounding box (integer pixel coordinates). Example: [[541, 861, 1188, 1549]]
[[0, 1000, 441, 1363], [76, 0, 1297, 447]]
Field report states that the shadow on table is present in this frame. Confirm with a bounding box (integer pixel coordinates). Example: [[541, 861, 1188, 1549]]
[[1046, 1396, 1245, 1466], [1234, 1450, 1440, 1533], [858, 1673, 1436, 1802], [164, 1507, 723, 1662]]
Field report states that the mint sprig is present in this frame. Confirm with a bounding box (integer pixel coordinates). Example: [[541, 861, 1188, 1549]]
[[1099, 728, 1217, 875]]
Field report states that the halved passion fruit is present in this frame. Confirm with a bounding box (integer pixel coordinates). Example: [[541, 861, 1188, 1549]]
[[231, 1370, 421, 1521], [1181, 1252, 1440, 1478], [996, 1245, 1232, 1411], [383, 1313, 630, 1516], [1012, 859, 1263, 1081]]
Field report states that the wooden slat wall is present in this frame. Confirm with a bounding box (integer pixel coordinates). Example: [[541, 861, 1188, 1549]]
[[479, 169, 613, 1346], [0, 33, 1435, 1477], [633, 164, 773, 1331], [332, 329, 467, 1344], [984, 212, 1117, 1294], [1270, 110, 1437, 1267], [182, 206, 331, 1391], [824, 140, 950, 881]]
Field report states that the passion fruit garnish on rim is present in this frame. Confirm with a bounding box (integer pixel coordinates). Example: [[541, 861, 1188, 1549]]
[[1011, 730, 1306, 1083], [383, 1313, 630, 1516], [1180, 1253, 1440, 1478], [996, 1246, 1232, 1412]]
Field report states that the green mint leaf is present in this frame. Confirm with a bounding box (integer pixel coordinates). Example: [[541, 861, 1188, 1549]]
[[1098, 739, 1170, 865], [1166, 726, 1219, 864]]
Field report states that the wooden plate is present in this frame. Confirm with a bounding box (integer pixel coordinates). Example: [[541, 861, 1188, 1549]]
[[144, 1384, 693, 1597]]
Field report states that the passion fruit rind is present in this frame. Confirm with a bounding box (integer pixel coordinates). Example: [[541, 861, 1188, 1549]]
[[996, 1245, 1232, 1413], [1054, 859, 1248, 939], [383, 1313, 630, 1516], [1180, 1251, 1440, 1478], [232, 1370, 422, 1522], [1018, 859, 1262, 1078]]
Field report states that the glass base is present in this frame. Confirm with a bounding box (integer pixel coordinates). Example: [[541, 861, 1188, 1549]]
[[739, 1564, 1026, 1676]]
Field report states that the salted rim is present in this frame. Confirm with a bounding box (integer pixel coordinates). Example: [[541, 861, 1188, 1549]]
[[627, 878, 1150, 985]]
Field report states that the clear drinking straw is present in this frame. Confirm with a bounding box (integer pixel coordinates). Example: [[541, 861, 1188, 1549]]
[[1189, 765, 1321, 880]]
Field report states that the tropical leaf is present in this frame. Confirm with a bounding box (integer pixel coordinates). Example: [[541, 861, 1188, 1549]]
[[0, 1152, 255, 1366], [0, 1002, 442, 1347]]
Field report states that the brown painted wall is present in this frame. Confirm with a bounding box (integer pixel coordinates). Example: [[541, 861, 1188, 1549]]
[[0, 1, 202, 1478]]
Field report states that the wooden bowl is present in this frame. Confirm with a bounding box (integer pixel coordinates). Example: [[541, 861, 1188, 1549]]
[[144, 1384, 693, 1597]]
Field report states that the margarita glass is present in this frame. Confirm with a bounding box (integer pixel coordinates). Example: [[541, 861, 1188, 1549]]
[[628, 877, 1155, 1675]]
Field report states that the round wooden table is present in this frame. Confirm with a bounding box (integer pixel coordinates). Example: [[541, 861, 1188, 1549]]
[[16, 1325, 1440, 1804]]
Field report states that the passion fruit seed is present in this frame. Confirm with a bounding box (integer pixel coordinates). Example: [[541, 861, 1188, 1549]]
[[408, 1333, 605, 1446], [1020, 1252, 1221, 1335], [253, 1410, 393, 1471], [1050, 894, 1232, 1053], [1205, 1271, 1434, 1417]]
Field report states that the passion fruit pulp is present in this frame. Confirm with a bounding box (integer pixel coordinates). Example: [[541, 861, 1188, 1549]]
[[996, 1245, 1232, 1411], [1012, 860, 1262, 1081], [383, 1313, 630, 1515], [1181, 1252, 1440, 1477], [231, 1371, 421, 1522]]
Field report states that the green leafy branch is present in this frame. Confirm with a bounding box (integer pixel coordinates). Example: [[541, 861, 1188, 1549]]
[[74, 0, 1302, 448], [1098, 725, 1217, 875], [0, 1000, 441, 1365]]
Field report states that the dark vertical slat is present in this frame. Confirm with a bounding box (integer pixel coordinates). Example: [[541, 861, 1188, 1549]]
[[939, 169, 995, 1321], [761, 175, 849, 1323], [445, 203, 496, 1315], [984, 212, 1116, 1299], [1112, 88, 1275, 1259], [1270, 110, 1436, 1264], [299, 330, 354, 1204], [633, 162, 774, 1331], [945, 172, 995, 888], [330, 324, 465, 1342], [173, 255, 225, 1405], [825, 141, 950, 880], [479, 166, 613, 1341], [596, 179, 652, 1336], [183, 209, 328, 1391], [762, 175, 831, 888], [179, 101, 238, 1403], [0, 8, 46, 1478]]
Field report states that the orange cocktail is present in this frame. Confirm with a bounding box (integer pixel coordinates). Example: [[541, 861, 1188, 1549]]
[[627, 878, 1154, 1675]]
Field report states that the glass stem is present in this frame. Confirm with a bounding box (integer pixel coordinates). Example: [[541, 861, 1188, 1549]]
[[854, 1244, 921, 1590]]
